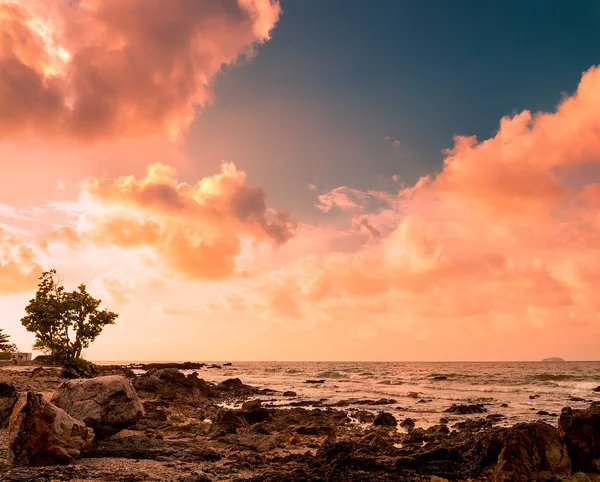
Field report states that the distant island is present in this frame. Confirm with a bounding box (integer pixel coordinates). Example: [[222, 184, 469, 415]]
[[541, 357, 566, 362]]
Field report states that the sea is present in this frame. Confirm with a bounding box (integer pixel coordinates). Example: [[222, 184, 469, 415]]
[[98, 361, 600, 429]]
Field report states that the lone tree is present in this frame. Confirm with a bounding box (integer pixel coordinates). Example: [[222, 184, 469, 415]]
[[21, 270, 118, 365], [0, 329, 17, 353]]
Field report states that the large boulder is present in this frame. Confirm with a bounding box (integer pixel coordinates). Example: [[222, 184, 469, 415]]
[[492, 422, 571, 482], [0, 382, 18, 428], [134, 368, 215, 400], [51, 375, 144, 438], [8, 392, 94, 465], [558, 404, 600, 471]]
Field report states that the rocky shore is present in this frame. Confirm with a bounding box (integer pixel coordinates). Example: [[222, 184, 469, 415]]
[[1, 364, 600, 481]]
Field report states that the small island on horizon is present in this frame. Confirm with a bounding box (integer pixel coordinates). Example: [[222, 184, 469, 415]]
[[541, 357, 566, 362]]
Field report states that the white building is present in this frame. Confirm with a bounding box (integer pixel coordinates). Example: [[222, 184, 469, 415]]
[[11, 352, 32, 363]]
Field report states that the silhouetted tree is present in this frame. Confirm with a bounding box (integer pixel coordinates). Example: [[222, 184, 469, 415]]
[[21, 270, 118, 365]]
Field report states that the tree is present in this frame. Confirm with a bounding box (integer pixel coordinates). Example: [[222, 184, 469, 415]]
[[0, 329, 17, 352], [21, 270, 118, 365]]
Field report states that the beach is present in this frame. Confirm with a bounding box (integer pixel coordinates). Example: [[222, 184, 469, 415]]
[[1, 362, 600, 481]]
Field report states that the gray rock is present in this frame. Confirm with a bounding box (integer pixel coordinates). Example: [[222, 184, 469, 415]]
[[8, 392, 94, 465], [51, 375, 144, 438]]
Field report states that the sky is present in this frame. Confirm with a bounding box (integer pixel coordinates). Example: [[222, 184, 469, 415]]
[[1, 0, 600, 361]]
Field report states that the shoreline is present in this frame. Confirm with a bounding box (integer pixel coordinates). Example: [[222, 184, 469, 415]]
[[1, 364, 599, 481]]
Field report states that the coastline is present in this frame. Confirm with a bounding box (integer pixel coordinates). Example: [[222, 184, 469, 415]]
[[1, 363, 599, 481]]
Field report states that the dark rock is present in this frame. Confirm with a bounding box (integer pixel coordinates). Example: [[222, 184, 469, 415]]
[[537, 410, 550, 416], [210, 410, 244, 436], [138, 362, 206, 370], [558, 404, 600, 471], [373, 411, 397, 427], [570, 396, 586, 402], [209, 364, 221, 369], [529, 394, 540, 399], [400, 417, 415, 428], [305, 379, 325, 384], [444, 403, 487, 414], [433, 376, 448, 380], [353, 410, 375, 423], [500, 403, 509, 408], [134, 368, 215, 400], [0, 382, 18, 428], [439, 417, 449, 424], [223, 363, 232, 366], [492, 422, 570, 482], [8, 392, 94, 465], [593, 386, 600, 392], [240, 400, 272, 425], [401, 424, 449, 444], [283, 391, 297, 397]]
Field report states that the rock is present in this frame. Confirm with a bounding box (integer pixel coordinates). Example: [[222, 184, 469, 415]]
[[432, 376, 448, 380], [407, 392, 420, 398], [51, 375, 144, 438], [373, 411, 397, 427], [353, 410, 375, 423], [223, 363, 232, 367], [60, 361, 98, 379], [0, 382, 18, 428], [529, 394, 540, 399], [134, 368, 215, 400], [139, 362, 206, 370], [558, 404, 600, 471], [8, 392, 94, 465], [565, 473, 591, 482], [305, 379, 325, 384], [210, 410, 244, 436], [439, 417, 449, 424], [537, 410, 550, 416], [593, 386, 600, 392], [492, 422, 571, 482], [283, 391, 297, 397], [431, 477, 450, 482], [570, 396, 586, 402], [400, 417, 415, 428], [240, 400, 272, 424], [500, 403, 509, 408], [444, 403, 487, 414]]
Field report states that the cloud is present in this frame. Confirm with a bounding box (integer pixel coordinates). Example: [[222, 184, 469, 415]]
[[0, 0, 281, 143], [385, 136, 401, 147], [50, 162, 295, 280], [213, 65, 600, 358], [0, 226, 42, 294], [307, 183, 317, 191]]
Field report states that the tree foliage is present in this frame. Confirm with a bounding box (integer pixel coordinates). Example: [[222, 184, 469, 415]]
[[0, 329, 17, 353], [21, 270, 118, 365]]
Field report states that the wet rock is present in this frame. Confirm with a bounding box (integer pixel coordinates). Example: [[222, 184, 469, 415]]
[[353, 410, 375, 423], [0, 382, 18, 428], [444, 403, 487, 414], [492, 422, 570, 482], [217, 378, 269, 397], [139, 362, 206, 370], [558, 404, 600, 471], [240, 400, 272, 424], [455, 418, 493, 431], [51, 375, 144, 438], [373, 411, 397, 427], [134, 368, 215, 400], [400, 417, 416, 428], [402, 424, 449, 444], [8, 392, 94, 465], [210, 410, 244, 436], [283, 391, 297, 397]]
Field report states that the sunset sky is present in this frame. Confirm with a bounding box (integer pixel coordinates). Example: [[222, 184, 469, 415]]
[[2, 0, 600, 361]]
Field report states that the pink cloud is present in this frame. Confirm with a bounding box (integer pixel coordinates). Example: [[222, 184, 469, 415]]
[[0, 0, 280, 143], [50, 162, 295, 280], [214, 65, 600, 359]]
